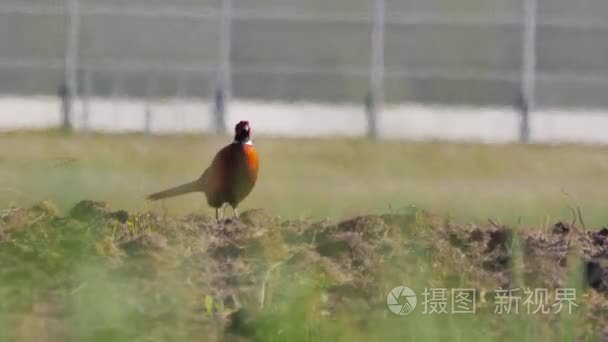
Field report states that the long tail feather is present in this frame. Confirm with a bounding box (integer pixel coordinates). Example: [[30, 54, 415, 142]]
[[146, 180, 201, 201]]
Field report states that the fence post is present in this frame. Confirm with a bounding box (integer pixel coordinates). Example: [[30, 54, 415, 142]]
[[176, 72, 187, 99], [368, 0, 386, 140], [144, 73, 157, 136], [63, 0, 80, 131], [144, 107, 152, 136], [58, 83, 71, 131], [213, 0, 233, 134], [82, 68, 92, 134], [520, 0, 537, 143]]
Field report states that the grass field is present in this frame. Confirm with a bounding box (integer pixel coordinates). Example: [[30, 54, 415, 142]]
[[2, 131, 608, 341], [1, 131, 608, 226]]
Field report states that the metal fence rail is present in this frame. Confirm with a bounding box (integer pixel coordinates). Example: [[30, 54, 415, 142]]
[[1, 0, 608, 140]]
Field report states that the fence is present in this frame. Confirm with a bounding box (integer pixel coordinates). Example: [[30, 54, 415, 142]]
[[1, 0, 608, 141]]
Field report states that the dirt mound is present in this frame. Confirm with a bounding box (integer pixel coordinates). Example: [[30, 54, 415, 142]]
[[2, 200, 608, 341]]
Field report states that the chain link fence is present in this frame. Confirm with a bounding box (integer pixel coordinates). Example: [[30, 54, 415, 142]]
[[1, 0, 608, 140]]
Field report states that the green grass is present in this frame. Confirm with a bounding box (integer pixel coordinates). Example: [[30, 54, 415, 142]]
[[1, 128, 606, 341], [1, 200, 601, 342], [1, 131, 608, 227]]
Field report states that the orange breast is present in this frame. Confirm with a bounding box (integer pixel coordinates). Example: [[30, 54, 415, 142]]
[[203, 143, 259, 208]]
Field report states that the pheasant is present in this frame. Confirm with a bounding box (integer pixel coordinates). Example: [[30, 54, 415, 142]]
[[147, 120, 259, 221]]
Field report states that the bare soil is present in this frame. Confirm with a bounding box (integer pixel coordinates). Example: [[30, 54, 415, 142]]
[[1, 200, 608, 341]]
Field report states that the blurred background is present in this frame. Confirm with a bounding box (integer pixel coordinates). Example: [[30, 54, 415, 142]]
[[2, 0, 608, 143]]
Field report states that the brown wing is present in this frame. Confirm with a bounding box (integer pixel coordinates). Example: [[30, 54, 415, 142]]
[[199, 167, 210, 189], [200, 144, 232, 198]]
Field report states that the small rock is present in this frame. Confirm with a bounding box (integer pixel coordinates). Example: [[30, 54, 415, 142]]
[[120, 232, 168, 255], [552, 222, 570, 235], [470, 228, 484, 242], [485, 227, 513, 253], [69, 200, 110, 221], [598, 227, 608, 237], [109, 210, 129, 224]]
